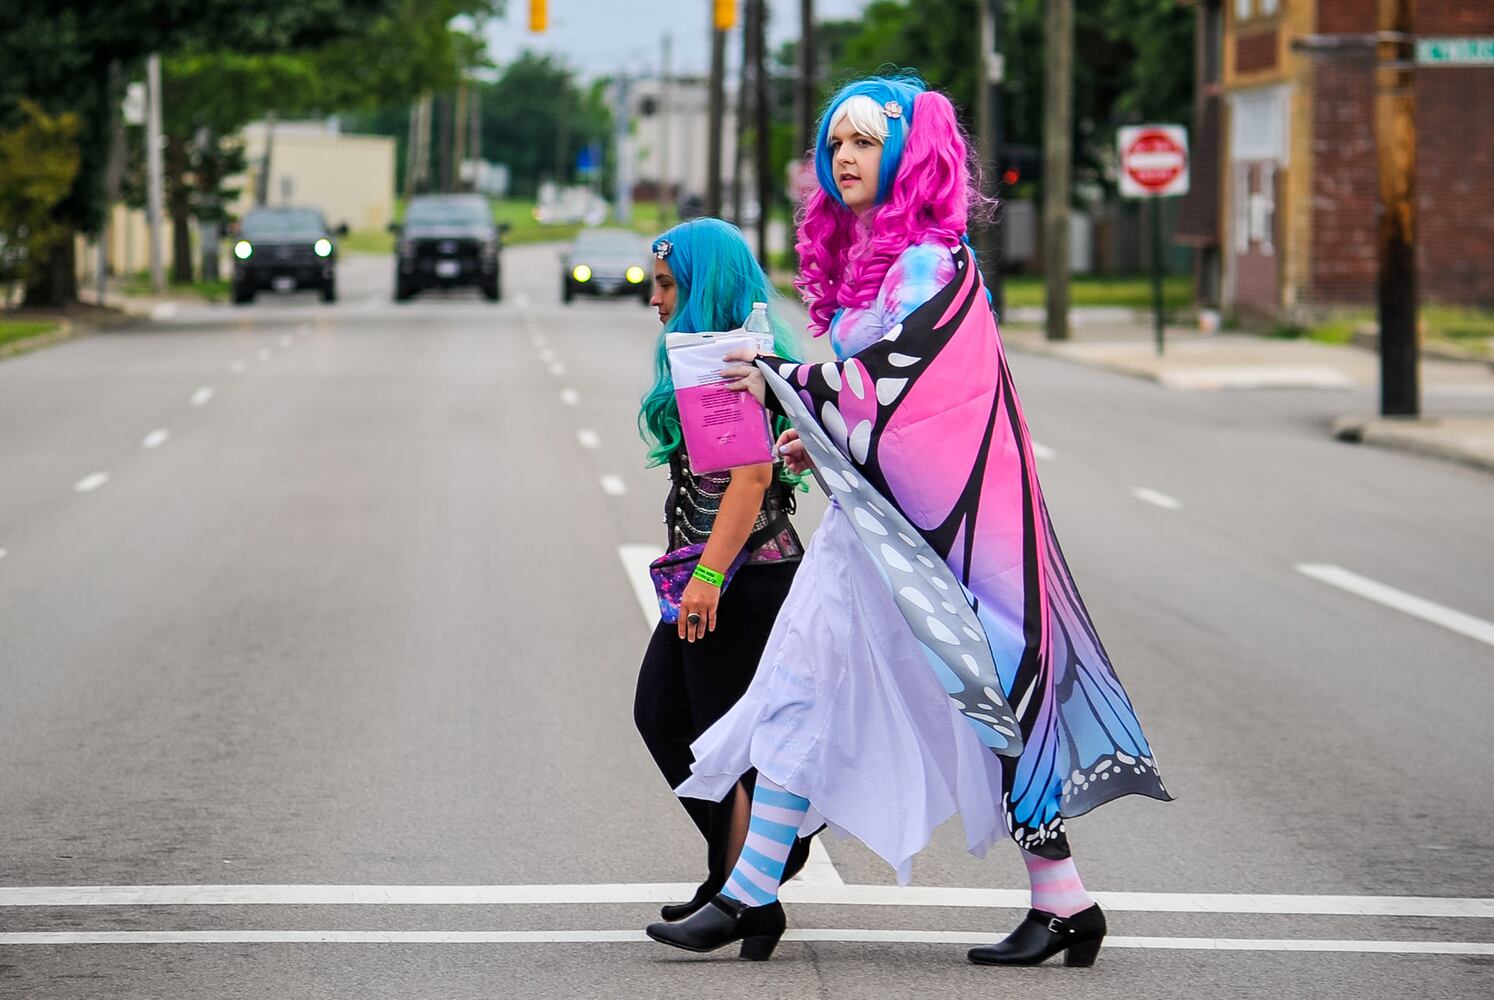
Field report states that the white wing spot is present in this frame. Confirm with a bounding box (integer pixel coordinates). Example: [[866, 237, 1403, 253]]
[[848, 420, 872, 464], [821, 363, 842, 391], [853, 506, 888, 536], [888, 353, 920, 368], [819, 467, 850, 492], [898, 532, 918, 548], [900, 587, 934, 612], [880, 544, 913, 572], [930, 577, 949, 591], [881, 322, 904, 343], [927, 617, 960, 645], [876, 377, 908, 406]]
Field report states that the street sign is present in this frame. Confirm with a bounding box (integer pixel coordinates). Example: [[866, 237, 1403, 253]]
[[122, 82, 146, 126], [1118, 125, 1189, 198], [1417, 37, 1494, 65]]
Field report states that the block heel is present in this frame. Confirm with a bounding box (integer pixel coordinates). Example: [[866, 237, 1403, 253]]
[[967, 904, 1107, 968], [739, 933, 782, 961], [1063, 937, 1102, 967]]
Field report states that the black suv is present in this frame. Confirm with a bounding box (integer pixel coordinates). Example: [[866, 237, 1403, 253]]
[[393, 195, 505, 302], [231, 207, 342, 304]]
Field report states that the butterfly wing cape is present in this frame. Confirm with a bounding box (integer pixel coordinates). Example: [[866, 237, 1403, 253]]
[[759, 243, 1170, 846]]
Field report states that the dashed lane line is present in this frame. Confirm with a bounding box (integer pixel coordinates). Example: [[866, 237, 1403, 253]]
[[256, 348, 272, 363], [559, 388, 579, 406], [576, 429, 600, 450], [141, 429, 170, 450], [5, 883, 1490, 918], [230, 361, 246, 374], [279, 335, 294, 348], [1031, 442, 1056, 461], [1130, 486, 1181, 510], [549, 362, 567, 376], [73, 472, 110, 493], [190, 386, 215, 407], [0, 930, 1487, 955], [1296, 563, 1494, 649], [599, 475, 627, 496]]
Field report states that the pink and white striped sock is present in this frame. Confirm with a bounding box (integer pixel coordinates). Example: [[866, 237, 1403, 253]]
[[1021, 850, 1094, 918]]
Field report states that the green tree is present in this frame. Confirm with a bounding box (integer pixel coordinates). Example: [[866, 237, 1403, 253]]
[[0, 1, 435, 304], [475, 52, 611, 199], [0, 102, 82, 292]]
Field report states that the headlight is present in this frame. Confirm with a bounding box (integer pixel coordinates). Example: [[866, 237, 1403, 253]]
[[625, 265, 646, 284], [572, 264, 592, 283], [314, 238, 333, 258], [233, 240, 252, 260]]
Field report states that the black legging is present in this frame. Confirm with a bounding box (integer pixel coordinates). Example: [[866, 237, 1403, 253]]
[[634, 561, 797, 879]]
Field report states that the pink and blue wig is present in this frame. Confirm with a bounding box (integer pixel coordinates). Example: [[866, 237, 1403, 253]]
[[795, 75, 984, 337]]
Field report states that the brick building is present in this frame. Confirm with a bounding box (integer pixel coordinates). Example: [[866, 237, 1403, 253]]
[[1175, 0, 1494, 319]]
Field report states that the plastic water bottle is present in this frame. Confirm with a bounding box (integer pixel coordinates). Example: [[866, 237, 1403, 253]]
[[743, 301, 773, 354]]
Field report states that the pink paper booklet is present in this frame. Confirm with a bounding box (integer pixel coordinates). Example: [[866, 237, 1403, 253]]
[[668, 334, 775, 474]]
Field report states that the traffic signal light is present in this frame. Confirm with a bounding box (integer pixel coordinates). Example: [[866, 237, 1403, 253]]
[[714, 0, 735, 31], [530, 0, 546, 32]]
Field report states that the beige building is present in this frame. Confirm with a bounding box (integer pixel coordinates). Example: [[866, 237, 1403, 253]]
[[235, 119, 396, 233]]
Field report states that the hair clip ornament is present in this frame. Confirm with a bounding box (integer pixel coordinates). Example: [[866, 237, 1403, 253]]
[[882, 101, 903, 120], [652, 239, 673, 260]]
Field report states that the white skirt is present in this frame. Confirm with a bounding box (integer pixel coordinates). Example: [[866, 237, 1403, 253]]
[[677, 502, 1011, 883]]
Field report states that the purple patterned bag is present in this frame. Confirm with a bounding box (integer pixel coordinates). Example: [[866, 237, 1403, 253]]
[[648, 517, 787, 624]]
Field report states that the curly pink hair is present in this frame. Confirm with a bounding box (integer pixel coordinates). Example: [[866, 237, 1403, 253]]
[[794, 89, 986, 337]]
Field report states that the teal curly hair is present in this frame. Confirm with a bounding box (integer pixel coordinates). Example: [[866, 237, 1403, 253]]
[[638, 218, 804, 471]]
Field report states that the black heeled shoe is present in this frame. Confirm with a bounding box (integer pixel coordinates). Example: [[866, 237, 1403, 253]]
[[659, 836, 813, 921], [660, 879, 717, 922], [967, 904, 1106, 967], [646, 894, 786, 961]]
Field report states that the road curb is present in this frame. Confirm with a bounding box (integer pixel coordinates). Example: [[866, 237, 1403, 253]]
[[1332, 416, 1494, 475]]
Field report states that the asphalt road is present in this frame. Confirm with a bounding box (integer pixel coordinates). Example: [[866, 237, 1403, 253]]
[[1, 245, 1491, 999]]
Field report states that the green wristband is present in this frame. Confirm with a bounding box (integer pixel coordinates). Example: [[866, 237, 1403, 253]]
[[692, 564, 726, 588]]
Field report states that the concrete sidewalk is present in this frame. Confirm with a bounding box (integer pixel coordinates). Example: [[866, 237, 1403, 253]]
[[1001, 315, 1494, 475]]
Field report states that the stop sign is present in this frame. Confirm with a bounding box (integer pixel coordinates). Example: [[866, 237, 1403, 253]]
[[1118, 125, 1189, 198]]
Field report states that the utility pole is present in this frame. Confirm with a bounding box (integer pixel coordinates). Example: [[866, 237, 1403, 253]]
[[658, 34, 673, 225], [733, 5, 753, 226], [796, 0, 815, 155], [145, 53, 165, 294], [1042, 0, 1073, 341], [1376, 0, 1418, 417], [974, 0, 1005, 317], [98, 61, 127, 307], [706, 3, 729, 217], [752, 0, 771, 264], [614, 73, 633, 224]]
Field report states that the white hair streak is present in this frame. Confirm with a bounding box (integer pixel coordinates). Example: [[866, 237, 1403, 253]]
[[828, 95, 890, 143]]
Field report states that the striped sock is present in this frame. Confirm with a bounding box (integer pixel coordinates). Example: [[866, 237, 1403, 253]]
[[1022, 850, 1094, 918], [719, 776, 810, 906]]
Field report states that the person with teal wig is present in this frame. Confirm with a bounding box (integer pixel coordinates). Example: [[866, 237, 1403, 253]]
[[633, 218, 814, 922]]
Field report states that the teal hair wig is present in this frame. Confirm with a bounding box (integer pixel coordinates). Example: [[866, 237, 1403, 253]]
[[638, 217, 804, 469]]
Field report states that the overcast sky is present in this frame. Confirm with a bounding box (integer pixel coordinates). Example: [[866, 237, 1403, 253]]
[[482, 1, 871, 79]]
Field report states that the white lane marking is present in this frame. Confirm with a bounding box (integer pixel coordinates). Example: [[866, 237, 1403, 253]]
[[798, 840, 846, 887], [257, 348, 273, 362], [1030, 442, 1056, 461], [1296, 564, 1494, 649], [576, 429, 600, 450], [559, 388, 579, 406], [8, 883, 1492, 918], [1130, 486, 1181, 510], [617, 546, 664, 626], [549, 362, 566, 377], [230, 361, 246, 374], [515, 292, 532, 309], [190, 386, 215, 407], [0, 548, 7, 561], [538, 348, 556, 363], [599, 475, 627, 496], [149, 303, 177, 320], [141, 430, 170, 450], [0, 930, 1486, 955], [74, 472, 110, 493], [279, 335, 294, 348]]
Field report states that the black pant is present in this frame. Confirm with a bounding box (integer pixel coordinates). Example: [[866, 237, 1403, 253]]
[[634, 561, 797, 879]]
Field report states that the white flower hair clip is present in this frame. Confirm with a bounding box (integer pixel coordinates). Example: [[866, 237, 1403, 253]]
[[652, 239, 673, 260], [881, 100, 903, 120]]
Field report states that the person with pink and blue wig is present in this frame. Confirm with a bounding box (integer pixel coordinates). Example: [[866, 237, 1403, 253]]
[[644, 74, 1171, 967]]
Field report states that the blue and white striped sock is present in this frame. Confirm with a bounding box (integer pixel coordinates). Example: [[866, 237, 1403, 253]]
[[719, 776, 810, 906]]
